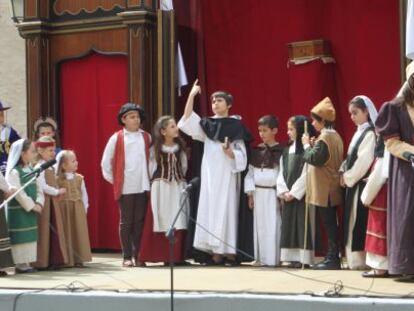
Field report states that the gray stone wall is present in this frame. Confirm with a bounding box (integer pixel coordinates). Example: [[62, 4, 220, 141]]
[[0, 3, 27, 137]]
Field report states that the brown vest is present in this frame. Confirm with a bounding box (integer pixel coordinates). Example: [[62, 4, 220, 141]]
[[57, 174, 83, 202], [307, 131, 343, 207], [44, 167, 58, 188], [152, 149, 185, 182]]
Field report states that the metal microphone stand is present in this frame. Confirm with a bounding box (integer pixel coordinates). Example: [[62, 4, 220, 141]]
[[165, 190, 189, 311]]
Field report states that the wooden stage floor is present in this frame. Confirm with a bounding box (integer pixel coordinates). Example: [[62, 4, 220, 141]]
[[0, 253, 412, 298]]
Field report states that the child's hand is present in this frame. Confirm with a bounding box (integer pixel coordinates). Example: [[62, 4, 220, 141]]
[[340, 175, 346, 188], [309, 137, 316, 146], [189, 79, 201, 98], [284, 192, 295, 202], [248, 195, 254, 209], [58, 188, 66, 195], [222, 145, 235, 159], [301, 133, 310, 146], [32, 204, 42, 214], [4, 187, 17, 199]]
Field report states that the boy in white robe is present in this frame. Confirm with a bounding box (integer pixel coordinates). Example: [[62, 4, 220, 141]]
[[178, 80, 250, 266], [244, 115, 283, 266]]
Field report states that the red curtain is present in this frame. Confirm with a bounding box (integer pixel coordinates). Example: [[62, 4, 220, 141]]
[[60, 53, 128, 249], [174, 0, 401, 145]]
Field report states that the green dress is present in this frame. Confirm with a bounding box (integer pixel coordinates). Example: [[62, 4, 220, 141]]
[[7, 165, 39, 264], [280, 147, 313, 264]]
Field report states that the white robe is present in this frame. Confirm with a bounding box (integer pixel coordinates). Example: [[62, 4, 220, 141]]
[[244, 163, 281, 266], [178, 112, 247, 255], [341, 122, 376, 270], [149, 144, 188, 232], [276, 143, 315, 265]]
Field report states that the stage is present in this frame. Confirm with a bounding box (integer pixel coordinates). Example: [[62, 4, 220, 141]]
[[1, 253, 414, 311]]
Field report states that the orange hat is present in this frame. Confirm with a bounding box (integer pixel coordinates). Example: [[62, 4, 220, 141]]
[[311, 97, 336, 122]]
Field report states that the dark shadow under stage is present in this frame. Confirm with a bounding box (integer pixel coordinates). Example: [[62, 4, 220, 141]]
[[1, 253, 414, 311]]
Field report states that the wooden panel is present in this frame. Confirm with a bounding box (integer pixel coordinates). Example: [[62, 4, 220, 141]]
[[26, 36, 51, 137], [53, 0, 126, 16], [128, 23, 156, 126], [24, 0, 38, 18], [143, 0, 155, 10], [39, 0, 49, 19], [128, 26, 144, 104], [127, 0, 141, 8], [50, 28, 128, 63]]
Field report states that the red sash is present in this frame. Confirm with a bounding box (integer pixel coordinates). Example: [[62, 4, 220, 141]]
[[112, 129, 150, 200]]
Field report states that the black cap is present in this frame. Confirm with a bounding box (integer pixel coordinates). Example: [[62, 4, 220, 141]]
[[0, 100, 11, 111], [117, 103, 145, 126]]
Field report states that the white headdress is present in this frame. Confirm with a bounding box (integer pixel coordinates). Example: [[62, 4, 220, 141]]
[[54, 150, 65, 175], [352, 95, 378, 124], [5, 139, 25, 181], [4, 139, 25, 218]]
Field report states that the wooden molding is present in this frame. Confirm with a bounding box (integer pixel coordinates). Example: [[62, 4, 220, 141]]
[[53, 0, 126, 16]]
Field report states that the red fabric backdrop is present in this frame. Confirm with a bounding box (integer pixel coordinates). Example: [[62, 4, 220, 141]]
[[60, 53, 128, 249], [58, 1, 401, 250], [174, 0, 401, 145]]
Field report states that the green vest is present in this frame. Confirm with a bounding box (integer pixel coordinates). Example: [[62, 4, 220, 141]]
[[7, 165, 38, 245]]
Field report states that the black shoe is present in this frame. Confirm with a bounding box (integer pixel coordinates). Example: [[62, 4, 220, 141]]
[[224, 258, 240, 267], [201, 258, 224, 266], [312, 258, 341, 270], [286, 261, 306, 269], [394, 275, 414, 283]]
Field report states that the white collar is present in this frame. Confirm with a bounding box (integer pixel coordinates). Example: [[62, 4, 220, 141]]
[[357, 122, 371, 131], [321, 128, 336, 133], [123, 128, 142, 135], [64, 172, 75, 179], [162, 144, 179, 153], [211, 114, 241, 120]]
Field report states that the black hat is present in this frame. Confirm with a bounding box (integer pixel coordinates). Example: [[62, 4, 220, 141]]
[[117, 103, 145, 126], [0, 100, 11, 111]]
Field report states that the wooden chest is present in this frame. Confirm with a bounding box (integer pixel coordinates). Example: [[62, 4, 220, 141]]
[[287, 39, 331, 60]]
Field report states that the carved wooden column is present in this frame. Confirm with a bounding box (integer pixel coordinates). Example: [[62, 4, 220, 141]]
[[121, 2, 157, 128], [19, 0, 51, 137]]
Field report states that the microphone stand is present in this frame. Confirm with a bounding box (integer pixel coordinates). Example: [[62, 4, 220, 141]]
[[165, 190, 190, 311], [0, 173, 40, 210]]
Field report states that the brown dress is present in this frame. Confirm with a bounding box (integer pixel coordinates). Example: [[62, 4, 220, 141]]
[[34, 168, 69, 268], [57, 174, 92, 266]]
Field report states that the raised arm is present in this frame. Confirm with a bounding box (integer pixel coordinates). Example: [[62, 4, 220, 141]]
[[183, 79, 201, 120]]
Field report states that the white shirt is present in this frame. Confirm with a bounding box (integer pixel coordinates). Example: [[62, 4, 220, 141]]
[[276, 142, 307, 200], [341, 122, 376, 187], [36, 160, 60, 196], [101, 128, 150, 194]]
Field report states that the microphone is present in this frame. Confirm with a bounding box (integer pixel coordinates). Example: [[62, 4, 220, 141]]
[[402, 152, 414, 169], [23, 159, 57, 178], [182, 177, 200, 193]]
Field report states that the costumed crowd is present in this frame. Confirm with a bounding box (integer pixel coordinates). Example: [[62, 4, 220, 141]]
[[0, 62, 414, 283]]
